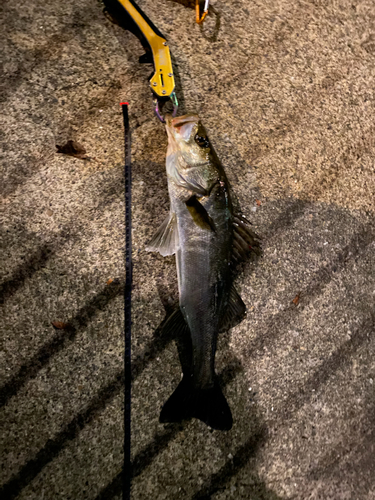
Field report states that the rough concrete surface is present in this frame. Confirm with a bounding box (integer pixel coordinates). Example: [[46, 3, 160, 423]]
[[0, 0, 374, 499]]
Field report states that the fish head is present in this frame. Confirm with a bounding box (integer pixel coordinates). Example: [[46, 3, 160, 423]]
[[165, 113, 211, 168]]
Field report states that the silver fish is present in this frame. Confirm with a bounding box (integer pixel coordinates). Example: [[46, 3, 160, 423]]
[[147, 114, 261, 430]]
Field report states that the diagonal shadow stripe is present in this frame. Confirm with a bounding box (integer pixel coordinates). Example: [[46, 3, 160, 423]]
[[1, 169, 125, 305], [0, 281, 123, 408], [94, 470, 122, 500], [0, 2, 102, 105], [191, 427, 270, 500], [308, 399, 375, 483], [93, 360, 243, 500], [0, 244, 54, 305], [130, 314, 176, 382], [263, 199, 312, 240], [276, 312, 375, 423], [0, 184, 121, 307], [191, 313, 374, 499], [261, 122, 375, 243], [246, 222, 375, 359], [0, 370, 124, 500]]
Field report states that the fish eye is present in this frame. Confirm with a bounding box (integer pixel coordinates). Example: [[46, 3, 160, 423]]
[[194, 134, 210, 148]]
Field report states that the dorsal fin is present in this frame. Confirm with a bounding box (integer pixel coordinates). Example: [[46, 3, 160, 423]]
[[230, 213, 262, 265]]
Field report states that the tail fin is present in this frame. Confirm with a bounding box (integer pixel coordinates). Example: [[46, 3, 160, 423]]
[[159, 377, 233, 431]]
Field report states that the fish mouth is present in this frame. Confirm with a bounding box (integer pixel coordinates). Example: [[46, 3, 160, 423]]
[[165, 114, 199, 147], [166, 113, 199, 129]]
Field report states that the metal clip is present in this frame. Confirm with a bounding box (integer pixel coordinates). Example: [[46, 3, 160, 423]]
[[154, 92, 179, 123], [196, 0, 209, 24]]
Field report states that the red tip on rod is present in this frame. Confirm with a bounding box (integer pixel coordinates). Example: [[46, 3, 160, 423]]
[[120, 102, 129, 106]]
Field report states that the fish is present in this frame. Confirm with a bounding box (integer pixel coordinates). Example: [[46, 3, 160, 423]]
[[146, 114, 261, 430]]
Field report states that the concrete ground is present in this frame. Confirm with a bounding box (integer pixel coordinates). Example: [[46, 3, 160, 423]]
[[1, 0, 374, 499]]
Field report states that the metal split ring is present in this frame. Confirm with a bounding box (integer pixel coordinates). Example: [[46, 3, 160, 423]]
[[154, 92, 179, 123]]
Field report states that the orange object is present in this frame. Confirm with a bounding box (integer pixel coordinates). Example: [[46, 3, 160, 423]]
[[51, 321, 69, 330], [292, 294, 300, 306], [196, 0, 209, 24]]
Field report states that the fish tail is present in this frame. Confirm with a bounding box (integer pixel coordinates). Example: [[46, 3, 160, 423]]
[[159, 376, 233, 431]]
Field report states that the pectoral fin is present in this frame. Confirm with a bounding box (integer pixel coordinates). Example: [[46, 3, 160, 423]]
[[186, 196, 216, 232], [145, 212, 178, 256]]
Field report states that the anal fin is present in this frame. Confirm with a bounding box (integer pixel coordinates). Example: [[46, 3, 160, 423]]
[[220, 286, 247, 332]]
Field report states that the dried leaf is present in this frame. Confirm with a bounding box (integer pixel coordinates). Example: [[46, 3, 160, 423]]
[[51, 321, 69, 330], [56, 140, 89, 160], [107, 278, 120, 286], [256, 199, 262, 206], [292, 294, 300, 306]]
